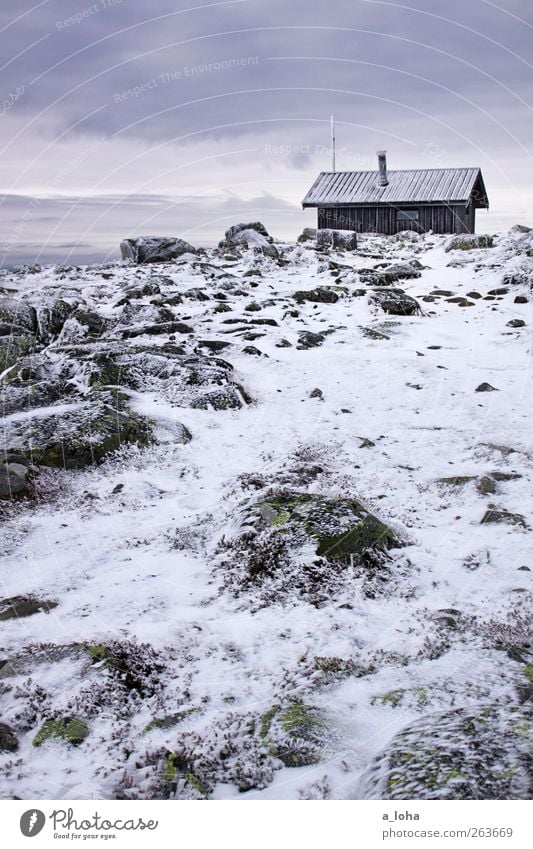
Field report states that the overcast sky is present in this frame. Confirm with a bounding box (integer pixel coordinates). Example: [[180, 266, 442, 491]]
[[0, 0, 531, 265]]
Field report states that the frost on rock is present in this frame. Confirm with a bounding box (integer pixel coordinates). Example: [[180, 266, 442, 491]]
[[362, 704, 532, 800], [120, 236, 197, 264], [216, 490, 404, 606]]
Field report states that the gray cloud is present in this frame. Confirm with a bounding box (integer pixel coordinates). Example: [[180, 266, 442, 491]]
[[0, 0, 531, 263]]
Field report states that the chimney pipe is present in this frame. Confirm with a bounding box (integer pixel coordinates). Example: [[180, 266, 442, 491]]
[[377, 150, 388, 186]]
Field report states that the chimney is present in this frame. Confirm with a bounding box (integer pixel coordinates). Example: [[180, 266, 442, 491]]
[[377, 150, 388, 186]]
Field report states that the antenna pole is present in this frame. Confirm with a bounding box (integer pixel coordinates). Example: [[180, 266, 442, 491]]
[[331, 115, 336, 172]]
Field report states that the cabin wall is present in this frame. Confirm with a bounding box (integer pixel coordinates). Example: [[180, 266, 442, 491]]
[[317, 203, 473, 235]]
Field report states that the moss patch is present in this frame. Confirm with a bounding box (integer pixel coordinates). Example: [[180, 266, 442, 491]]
[[33, 717, 88, 747]]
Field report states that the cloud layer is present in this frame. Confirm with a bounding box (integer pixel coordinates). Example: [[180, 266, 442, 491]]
[[1, 0, 531, 264]]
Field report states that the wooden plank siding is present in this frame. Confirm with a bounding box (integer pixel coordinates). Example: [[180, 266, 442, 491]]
[[317, 203, 474, 235]]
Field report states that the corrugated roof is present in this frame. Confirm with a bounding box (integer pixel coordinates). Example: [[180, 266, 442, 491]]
[[302, 168, 487, 206]]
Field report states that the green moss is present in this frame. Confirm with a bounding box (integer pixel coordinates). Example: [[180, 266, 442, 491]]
[[271, 510, 290, 527], [523, 664, 533, 684], [185, 772, 209, 796], [278, 702, 325, 734], [87, 644, 107, 659], [372, 689, 405, 707], [164, 753, 178, 781], [358, 437, 375, 448], [260, 706, 279, 738], [33, 717, 88, 747]]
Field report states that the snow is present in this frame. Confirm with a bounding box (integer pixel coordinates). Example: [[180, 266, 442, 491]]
[[0, 230, 531, 800]]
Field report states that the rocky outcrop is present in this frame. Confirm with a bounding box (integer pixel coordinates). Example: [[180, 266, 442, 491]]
[[316, 229, 357, 250], [445, 234, 494, 251], [362, 704, 532, 799], [120, 236, 196, 264], [216, 490, 403, 605], [218, 223, 278, 258], [4, 393, 152, 470], [369, 288, 421, 315]]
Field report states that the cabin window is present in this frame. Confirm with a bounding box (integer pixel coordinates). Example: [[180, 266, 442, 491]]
[[396, 210, 419, 221]]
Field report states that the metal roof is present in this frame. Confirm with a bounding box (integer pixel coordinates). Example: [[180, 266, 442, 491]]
[[302, 168, 488, 207]]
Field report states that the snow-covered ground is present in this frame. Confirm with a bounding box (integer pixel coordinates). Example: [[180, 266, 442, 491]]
[[0, 227, 531, 800]]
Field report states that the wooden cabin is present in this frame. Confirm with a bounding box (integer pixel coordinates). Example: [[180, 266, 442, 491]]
[[302, 152, 489, 235]]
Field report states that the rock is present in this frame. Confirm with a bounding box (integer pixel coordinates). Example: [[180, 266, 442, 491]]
[[476, 476, 498, 496], [369, 289, 421, 316], [37, 299, 75, 341], [502, 260, 533, 287], [475, 382, 498, 392], [0, 296, 36, 336], [507, 319, 526, 328], [4, 394, 152, 469], [190, 386, 245, 410], [514, 295, 528, 304], [359, 326, 390, 340], [309, 387, 323, 399], [183, 288, 210, 301], [122, 321, 193, 338], [297, 331, 325, 349], [196, 340, 232, 353], [0, 723, 18, 753], [362, 704, 531, 799], [297, 228, 317, 243], [120, 236, 196, 264], [0, 596, 58, 620], [242, 345, 263, 356], [360, 264, 421, 286], [0, 461, 29, 499], [293, 287, 340, 304], [509, 224, 532, 234], [445, 234, 494, 252], [480, 508, 527, 528], [217, 490, 403, 606], [116, 280, 161, 305], [223, 222, 271, 243], [0, 334, 40, 372], [70, 308, 108, 339], [33, 717, 88, 747], [219, 223, 278, 258], [316, 229, 357, 251]]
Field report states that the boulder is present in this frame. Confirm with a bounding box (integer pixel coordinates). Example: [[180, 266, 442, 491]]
[[120, 236, 197, 264], [0, 595, 58, 620], [4, 394, 152, 470], [0, 461, 29, 499], [445, 234, 494, 251], [297, 331, 325, 349], [293, 287, 340, 305], [369, 289, 421, 316], [362, 704, 531, 800], [297, 228, 317, 243], [359, 263, 422, 286], [316, 229, 357, 250], [190, 386, 244, 410], [0, 723, 18, 753], [223, 222, 271, 244], [0, 296, 37, 336], [216, 490, 403, 605], [219, 223, 278, 258]]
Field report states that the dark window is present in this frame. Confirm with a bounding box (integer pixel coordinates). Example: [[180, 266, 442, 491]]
[[396, 210, 419, 221]]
